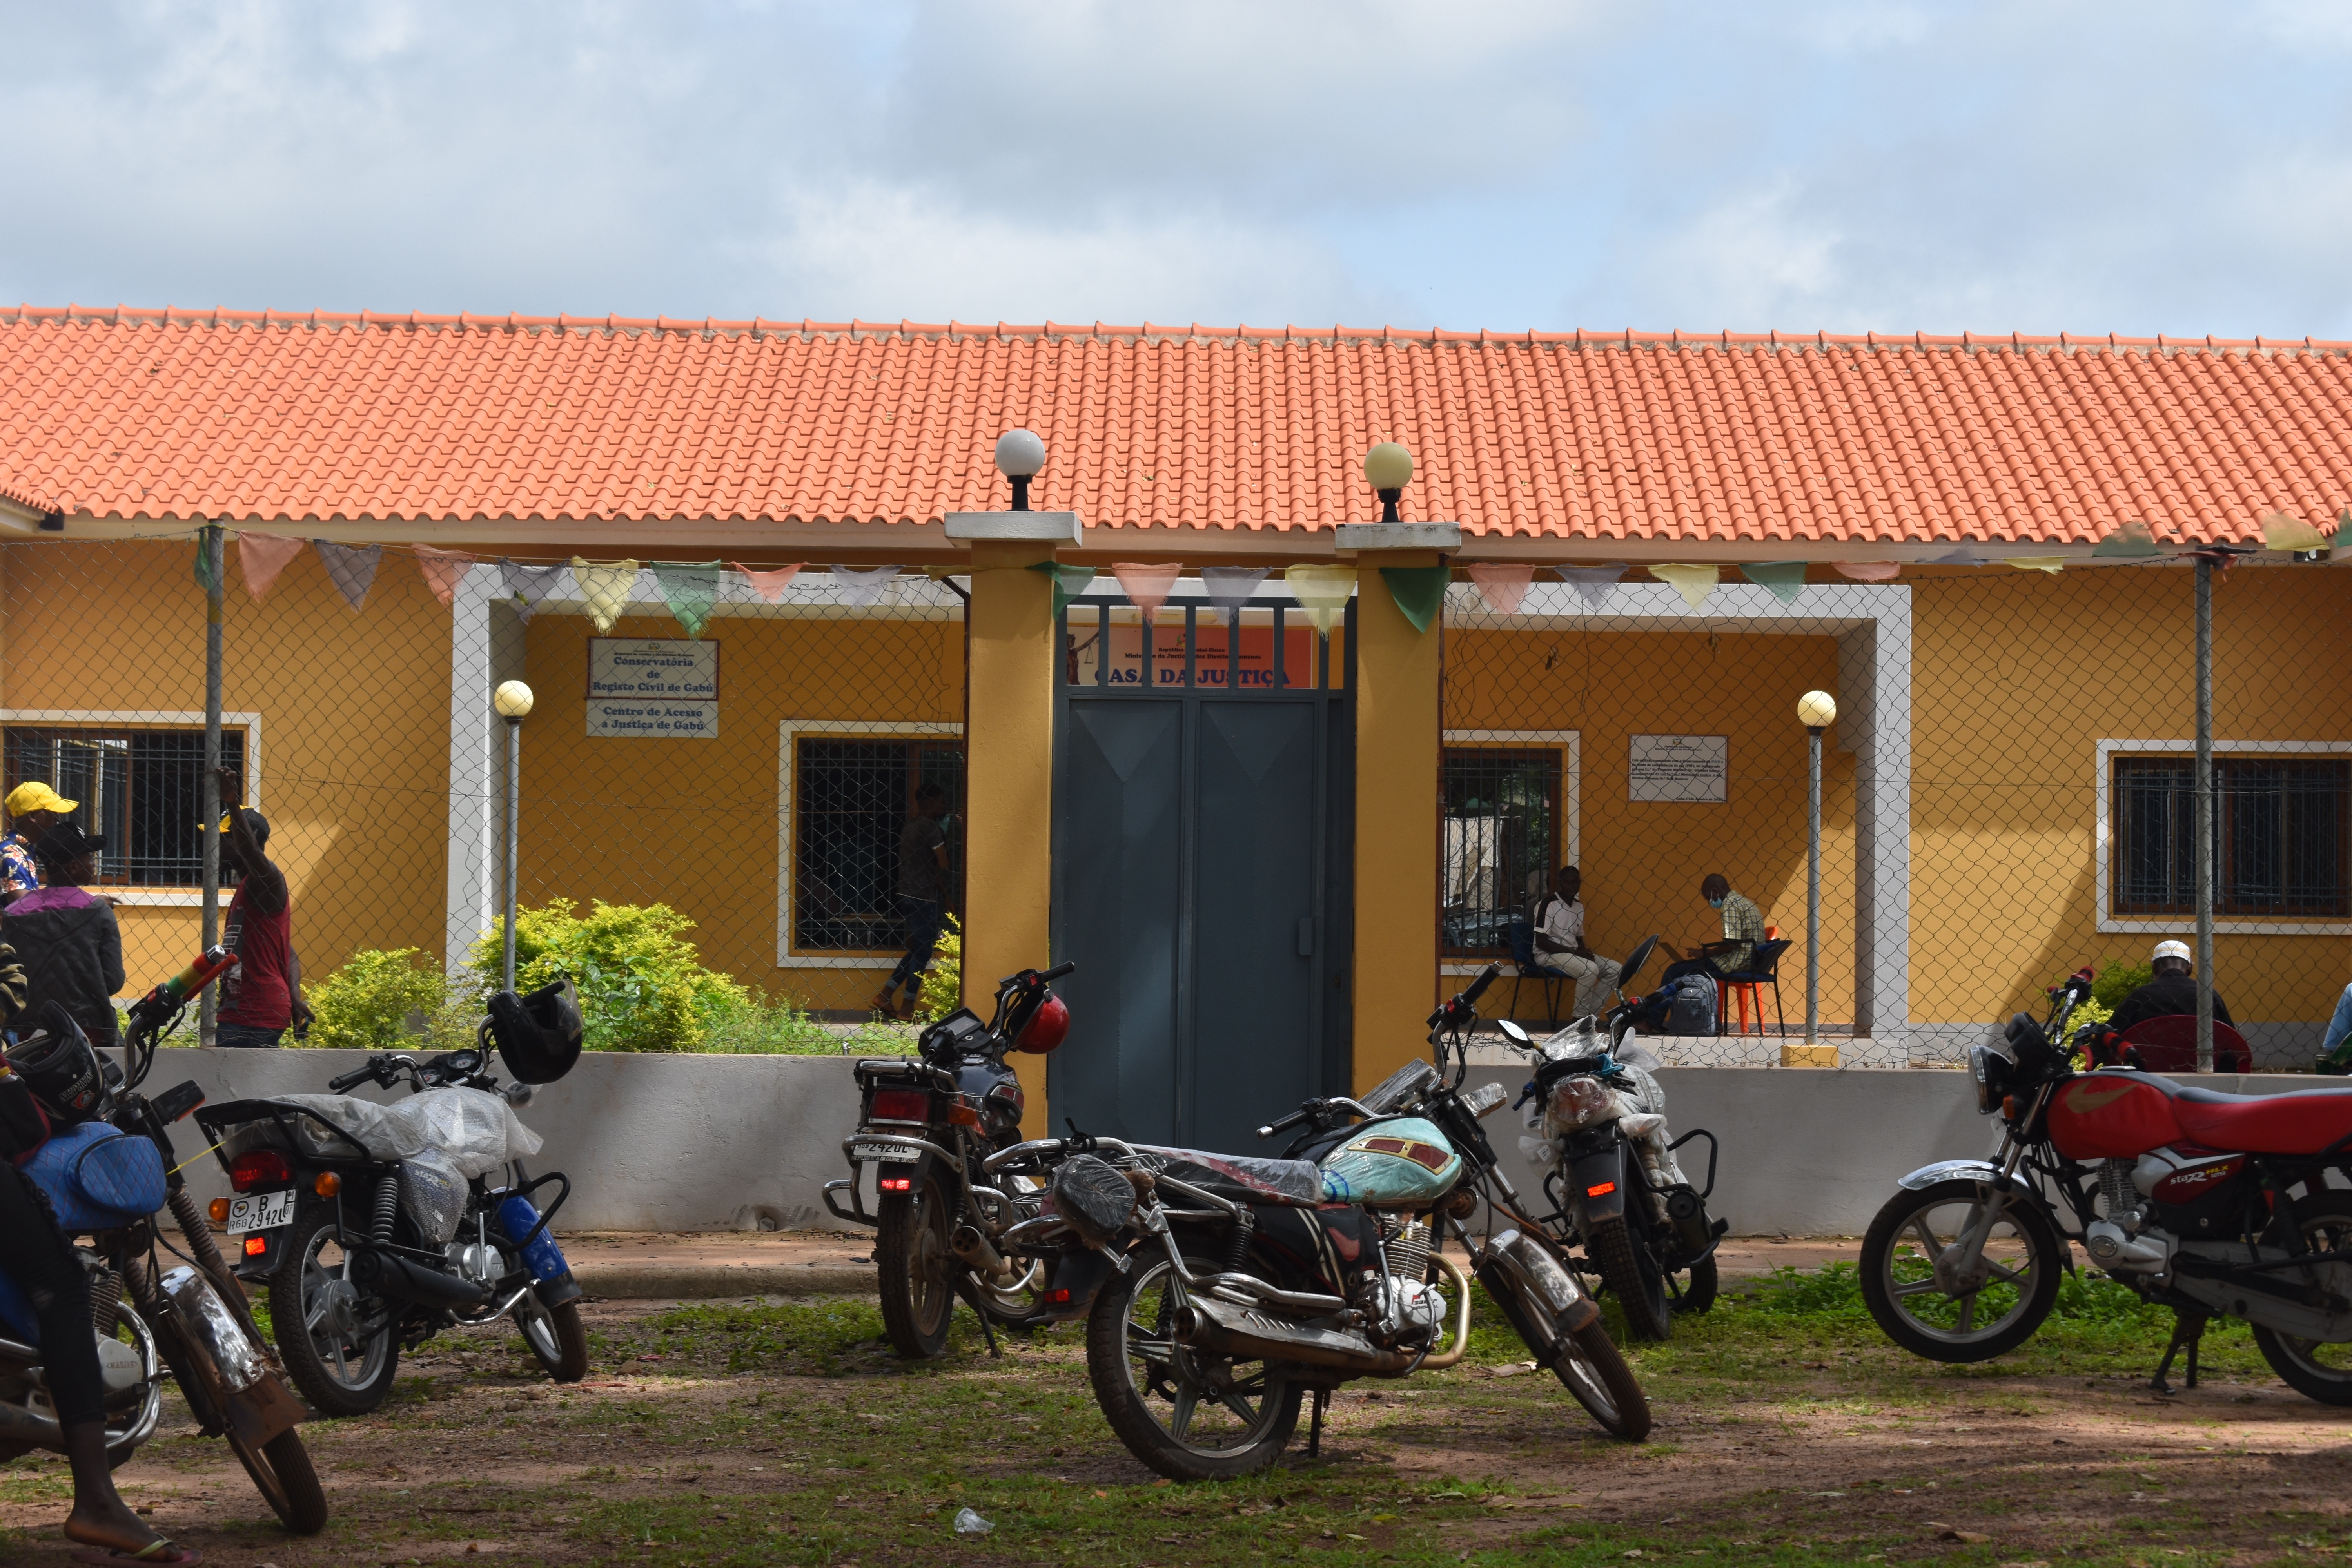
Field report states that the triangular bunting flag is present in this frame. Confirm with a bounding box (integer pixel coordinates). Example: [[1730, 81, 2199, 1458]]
[[1557, 563, 1627, 609], [1111, 563, 1183, 620], [192, 529, 225, 595], [1647, 563, 1719, 612], [1740, 561, 1809, 603], [500, 560, 563, 621], [1025, 561, 1097, 617], [236, 532, 306, 600], [2092, 520, 2161, 559], [1835, 561, 1901, 582], [1283, 565, 1355, 638], [729, 563, 803, 602], [572, 557, 641, 633], [414, 547, 474, 607], [1379, 565, 1450, 634], [1465, 563, 1535, 615], [1200, 566, 1269, 615], [314, 541, 383, 610], [654, 561, 722, 637], [829, 565, 900, 610], [2006, 557, 2066, 575], [2260, 510, 2327, 552]]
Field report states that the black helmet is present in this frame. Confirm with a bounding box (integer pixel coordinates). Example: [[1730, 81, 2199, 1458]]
[[5, 1001, 112, 1122], [486, 976, 584, 1084]]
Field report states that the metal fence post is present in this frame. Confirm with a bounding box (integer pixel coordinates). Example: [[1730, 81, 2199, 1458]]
[[2194, 554, 2215, 1073], [200, 523, 223, 1048], [1808, 724, 1823, 1046]]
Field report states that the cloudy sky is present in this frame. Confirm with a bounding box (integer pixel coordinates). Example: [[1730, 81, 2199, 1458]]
[[6, 1, 2350, 338]]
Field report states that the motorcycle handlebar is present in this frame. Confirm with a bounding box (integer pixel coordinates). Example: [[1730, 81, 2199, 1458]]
[[326, 1065, 376, 1093], [1461, 964, 1500, 1008], [1257, 1107, 1310, 1140], [1039, 962, 1077, 982]]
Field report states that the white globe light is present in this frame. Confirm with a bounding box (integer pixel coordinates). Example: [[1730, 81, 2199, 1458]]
[[1363, 442, 1414, 490], [494, 679, 536, 720], [995, 428, 1047, 479], [1797, 690, 1838, 729]]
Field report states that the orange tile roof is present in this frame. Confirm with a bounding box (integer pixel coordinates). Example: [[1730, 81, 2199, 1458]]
[[5, 305, 2350, 549]]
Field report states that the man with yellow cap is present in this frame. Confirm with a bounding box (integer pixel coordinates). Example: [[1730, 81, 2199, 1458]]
[[0, 782, 75, 905]]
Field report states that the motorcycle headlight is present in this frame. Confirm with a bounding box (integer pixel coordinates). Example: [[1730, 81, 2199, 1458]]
[[1546, 1074, 1617, 1132], [1967, 1044, 2011, 1116], [1459, 1082, 1508, 1120]]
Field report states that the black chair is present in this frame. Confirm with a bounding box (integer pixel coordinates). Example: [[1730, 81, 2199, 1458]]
[[1504, 918, 1568, 1026], [1717, 938, 1792, 1037]]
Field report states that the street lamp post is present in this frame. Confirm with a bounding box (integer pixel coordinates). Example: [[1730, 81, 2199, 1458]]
[[1797, 690, 1837, 1051], [995, 429, 1045, 511], [494, 679, 535, 992]]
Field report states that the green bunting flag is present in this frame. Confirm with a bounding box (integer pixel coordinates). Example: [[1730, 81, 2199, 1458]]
[[2092, 520, 2161, 559], [653, 560, 722, 638], [192, 527, 224, 595], [1740, 561, 1809, 603], [1377, 565, 1450, 634], [1026, 560, 1097, 617]]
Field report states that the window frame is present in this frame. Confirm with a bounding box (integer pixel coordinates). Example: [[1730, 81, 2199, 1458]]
[[1439, 730, 1581, 972], [774, 719, 964, 968], [2095, 738, 2352, 934], [0, 710, 261, 906]]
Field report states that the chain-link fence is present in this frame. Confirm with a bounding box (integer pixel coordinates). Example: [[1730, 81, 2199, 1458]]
[[0, 537, 966, 1045]]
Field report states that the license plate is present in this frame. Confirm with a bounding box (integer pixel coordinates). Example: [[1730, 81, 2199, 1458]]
[[853, 1141, 921, 1164], [225, 1188, 296, 1234]]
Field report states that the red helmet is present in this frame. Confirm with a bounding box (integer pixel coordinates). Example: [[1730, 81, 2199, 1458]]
[[1014, 993, 1069, 1054]]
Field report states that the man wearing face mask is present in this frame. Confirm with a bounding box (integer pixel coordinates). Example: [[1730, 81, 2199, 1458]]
[[1661, 873, 1764, 982]]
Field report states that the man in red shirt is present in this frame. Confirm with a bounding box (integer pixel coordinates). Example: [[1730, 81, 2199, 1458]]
[[213, 767, 311, 1048]]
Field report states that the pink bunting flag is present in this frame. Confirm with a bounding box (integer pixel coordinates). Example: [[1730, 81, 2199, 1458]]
[[1835, 561, 1901, 582], [1465, 563, 1535, 616], [414, 546, 475, 607], [234, 532, 307, 600], [729, 562, 803, 602], [1111, 563, 1183, 619]]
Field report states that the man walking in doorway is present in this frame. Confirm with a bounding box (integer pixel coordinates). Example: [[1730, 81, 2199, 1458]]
[[875, 782, 951, 1021], [213, 767, 311, 1047]]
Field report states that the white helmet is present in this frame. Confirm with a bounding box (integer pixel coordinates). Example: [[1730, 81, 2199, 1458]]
[[2152, 939, 2192, 966]]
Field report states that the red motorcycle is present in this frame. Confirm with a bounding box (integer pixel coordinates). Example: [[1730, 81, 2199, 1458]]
[[1861, 967, 2352, 1402]]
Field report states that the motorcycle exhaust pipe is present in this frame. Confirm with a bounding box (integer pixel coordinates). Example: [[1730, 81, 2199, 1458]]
[[1169, 1292, 1418, 1375], [949, 1223, 1020, 1287], [1664, 1188, 1715, 1261], [348, 1247, 492, 1310], [0, 1397, 62, 1452]]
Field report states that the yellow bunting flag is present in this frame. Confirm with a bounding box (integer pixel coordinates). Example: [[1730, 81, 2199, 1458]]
[[1646, 563, 1719, 612], [571, 558, 640, 633], [1283, 564, 1356, 637], [2005, 557, 2066, 575]]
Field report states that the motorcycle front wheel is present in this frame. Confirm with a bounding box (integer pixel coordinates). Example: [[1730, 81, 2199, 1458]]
[[513, 1290, 590, 1382], [2252, 1191, 2352, 1406], [1587, 1216, 1673, 1341], [269, 1207, 403, 1416], [1860, 1178, 2063, 1362], [228, 1428, 329, 1535], [1086, 1251, 1303, 1481], [876, 1172, 957, 1358], [1477, 1254, 1651, 1441]]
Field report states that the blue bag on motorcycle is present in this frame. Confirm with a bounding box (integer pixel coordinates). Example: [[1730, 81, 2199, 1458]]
[[20, 1121, 168, 1230]]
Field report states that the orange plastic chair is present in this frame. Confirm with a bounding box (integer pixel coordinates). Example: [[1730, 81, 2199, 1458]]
[[1720, 927, 1788, 1038]]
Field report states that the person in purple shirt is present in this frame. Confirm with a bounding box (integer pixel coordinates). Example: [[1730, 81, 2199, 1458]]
[[5, 822, 123, 1049]]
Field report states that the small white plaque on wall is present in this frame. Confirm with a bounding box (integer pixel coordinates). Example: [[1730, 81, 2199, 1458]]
[[586, 700, 719, 739], [1628, 734, 1727, 802]]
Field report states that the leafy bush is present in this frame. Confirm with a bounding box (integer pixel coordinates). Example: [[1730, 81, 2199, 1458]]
[[466, 899, 747, 1053], [2091, 958, 2153, 1011], [916, 915, 963, 1023], [304, 948, 452, 1051], [697, 995, 910, 1056]]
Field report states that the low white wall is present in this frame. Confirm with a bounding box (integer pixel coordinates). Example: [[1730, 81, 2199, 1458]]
[[145, 1048, 2335, 1238]]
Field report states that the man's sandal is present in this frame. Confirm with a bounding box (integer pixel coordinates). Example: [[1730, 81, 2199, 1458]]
[[72, 1541, 201, 1564]]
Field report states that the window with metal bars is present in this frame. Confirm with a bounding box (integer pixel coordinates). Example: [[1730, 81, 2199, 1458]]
[[2113, 755, 2349, 918], [793, 739, 965, 951], [2, 726, 248, 887], [1441, 748, 1561, 955]]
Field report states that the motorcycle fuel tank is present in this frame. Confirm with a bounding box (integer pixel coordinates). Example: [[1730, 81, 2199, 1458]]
[[2046, 1073, 2186, 1161], [1317, 1117, 1463, 1206]]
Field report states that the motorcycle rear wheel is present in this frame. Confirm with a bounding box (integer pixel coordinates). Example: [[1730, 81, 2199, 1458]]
[[270, 1208, 403, 1416], [876, 1173, 957, 1359], [2252, 1191, 2352, 1406], [228, 1428, 330, 1535], [1860, 1178, 2062, 1363], [1086, 1251, 1303, 1481], [1668, 1255, 1719, 1316], [514, 1292, 591, 1382], [1588, 1217, 1673, 1341]]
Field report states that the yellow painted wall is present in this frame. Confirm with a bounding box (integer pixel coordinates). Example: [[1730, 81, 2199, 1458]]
[[1440, 625, 1857, 1030]]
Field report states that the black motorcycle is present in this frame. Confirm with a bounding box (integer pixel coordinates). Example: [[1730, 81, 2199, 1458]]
[[196, 979, 588, 1415], [826, 963, 1084, 1357]]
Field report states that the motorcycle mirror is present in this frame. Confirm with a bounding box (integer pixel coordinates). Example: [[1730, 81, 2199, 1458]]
[[1496, 1020, 1535, 1049]]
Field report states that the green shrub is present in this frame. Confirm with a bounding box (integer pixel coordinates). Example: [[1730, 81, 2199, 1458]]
[[303, 948, 451, 1051], [916, 915, 963, 1023], [466, 898, 747, 1053], [696, 995, 908, 1055], [2091, 958, 2153, 1011]]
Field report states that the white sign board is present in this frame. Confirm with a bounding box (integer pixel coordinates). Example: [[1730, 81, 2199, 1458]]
[[1628, 734, 1727, 802], [588, 639, 719, 701], [586, 700, 719, 739]]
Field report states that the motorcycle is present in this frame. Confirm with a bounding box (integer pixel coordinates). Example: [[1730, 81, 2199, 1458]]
[[194, 978, 588, 1416], [824, 963, 1094, 1357], [1498, 933, 1728, 1341], [1860, 965, 2352, 1401], [0, 950, 328, 1534], [984, 963, 1649, 1481]]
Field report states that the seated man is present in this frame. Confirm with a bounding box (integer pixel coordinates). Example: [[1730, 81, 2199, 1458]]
[[1531, 864, 1620, 1018], [1661, 873, 1764, 981], [2107, 939, 2232, 1039]]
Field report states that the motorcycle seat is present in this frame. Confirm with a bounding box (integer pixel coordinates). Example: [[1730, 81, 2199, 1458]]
[[1133, 1145, 1334, 1207], [2145, 1076, 2352, 1155]]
